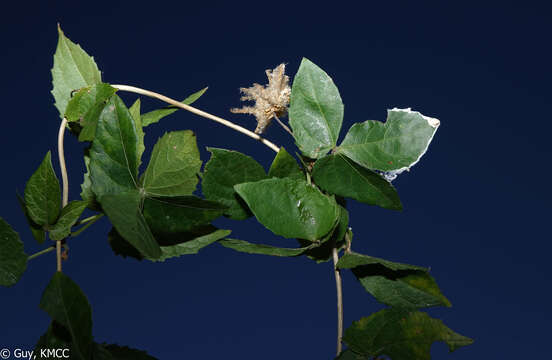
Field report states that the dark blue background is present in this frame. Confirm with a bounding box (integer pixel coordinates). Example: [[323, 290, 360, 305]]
[[1, 1, 550, 358]]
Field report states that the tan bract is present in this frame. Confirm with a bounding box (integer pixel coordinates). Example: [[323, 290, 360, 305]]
[[231, 64, 291, 134]]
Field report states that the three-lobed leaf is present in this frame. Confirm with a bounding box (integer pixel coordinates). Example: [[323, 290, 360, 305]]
[[24, 151, 61, 227], [39, 272, 93, 360], [202, 148, 268, 220], [338, 252, 451, 308], [141, 87, 208, 127], [234, 177, 340, 241], [0, 217, 27, 286], [289, 58, 344, 158], [312, 154, 402, 210], [342, 308, 473, 359], [51, 25, 102, 118], [142, 131, 202, 197], [336, 108, 440, 180]]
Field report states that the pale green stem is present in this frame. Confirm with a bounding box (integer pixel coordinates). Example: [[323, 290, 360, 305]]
[[57, 117, 69, 272], [111, 84, 280, 153], [28, 246, 55, 261], [71, 214, 104, 237]]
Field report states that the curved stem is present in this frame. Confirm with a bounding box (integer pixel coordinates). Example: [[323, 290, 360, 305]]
[[111, 84, 280, 153], [57, 118, 69, 272], [332, 247, 344, 356], [28, 246, 55, 261], [273, 114, 293, 136]]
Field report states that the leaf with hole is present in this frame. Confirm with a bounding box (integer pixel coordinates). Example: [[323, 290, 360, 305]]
[[312, 154, 402, 210], [24, 151, 61, 226], [289, 58, 344, 158], [202, 148, 267, 220], [51, 25, 102, 118], [0, 217, 27, 287], [142, 131, 202, 197], [336, 108, 439, 180], [39, 272, 93, 360], [343, 308, 473, 359], [234, 177, 340, 241], [338, 252, 451, 308], [141, 87, 208, 127]]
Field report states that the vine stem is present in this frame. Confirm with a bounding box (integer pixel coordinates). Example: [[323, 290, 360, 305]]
[[56, 117, 69, 273], [332, 247, 344, 356], [111, 84, 280, 153]]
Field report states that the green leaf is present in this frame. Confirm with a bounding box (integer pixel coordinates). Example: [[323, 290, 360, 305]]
[[141, 87, 208, 127], [100, 191, 161, 259], [16, 193, 46, 244], [129, 98, 145, 165], [289, 58, 344, 158], [24, 151, 61, 226], [202, 148, 268, 220], [34, 322, 72, 357], [51, 25, 102, 118], [65, 83, 117, 142], [338, 252, 451, 308], [300, 205, 349, 263], [338, 252, 426, 272], [80, 150, 101, 211], [343, 308, 473, 359], [268, 147, 304, 180], [143, 196, 226, 240], [109, 226, 229, 262], [312, 154, 402, 211], [49, 200, 89, 241], [142, 131, 202, 197], [155, 228, 231, 261], [335, 349, 365, 360], [89, 95, 140, 197], [336, 108, 440, 180], [0, 217, 27, 286], [108, 227, 144, 261], [94, 343, 158, 360], [39, 272, 93, 360], [219, 238, 315, 257], [234, 178, 340, 241]]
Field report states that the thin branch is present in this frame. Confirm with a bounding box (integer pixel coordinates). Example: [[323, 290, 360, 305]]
[[111, 84, 280, 153], [332, 247, 344, 356], [56, 117, 69, 272], [71, 214, 104, 237], [273, 114, 293, 136], [28, 246, 55, 261]]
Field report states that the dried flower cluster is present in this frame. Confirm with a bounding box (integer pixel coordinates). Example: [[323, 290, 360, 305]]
[[231, 64, 291, 134]]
